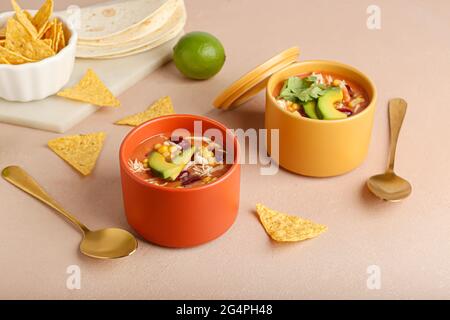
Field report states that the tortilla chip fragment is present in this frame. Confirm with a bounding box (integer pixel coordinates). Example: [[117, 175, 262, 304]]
[[256, 204, 327, 242], [48, 132, 106, 176], [115, 96, 175, 126], [11, 0, 38, 39], [57, 69, 121, 107], [0, 28, 5, 39], [32, 0, 53, 31]]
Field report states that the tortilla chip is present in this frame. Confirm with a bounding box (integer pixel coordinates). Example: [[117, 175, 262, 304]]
[[42, 18, 55, 40], [48, 132, 106, 176], [0, 44, 34, 64], [115, 96, 175, 126], [0, 28, 5, 39], [23, 10, 33, 21], [52, 26, 59, 52], [57, 69, 121, 107], [58, 27, 66, 52], [0, 57, 10, 64], [42, 38, 51, 47], [5, 17, 28, 40], [5, 18, 54, 60], [256, 204, 327, 242], [50, 20, 58, 51], [53, 21, 63, 52], [36, 20, 50, 39], [11, 0, 38, 39], [32, 0, 53, 31]]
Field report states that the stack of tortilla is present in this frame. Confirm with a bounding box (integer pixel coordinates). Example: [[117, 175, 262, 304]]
[[75, 0, 186, 59]]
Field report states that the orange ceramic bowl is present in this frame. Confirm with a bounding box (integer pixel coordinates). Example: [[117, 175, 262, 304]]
[[119, 114, 240, 248], [266, 60, 377, 177]]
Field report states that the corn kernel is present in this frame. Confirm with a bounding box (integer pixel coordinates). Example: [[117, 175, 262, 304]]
[[291, 103, 300, 111], [158, 145, 169, 154], [143, 158, 148, 164], [349, 97, 365, 108], [163, 151, 171, 158], [154, 143, 162, 150], [332, 79, 341, 86]]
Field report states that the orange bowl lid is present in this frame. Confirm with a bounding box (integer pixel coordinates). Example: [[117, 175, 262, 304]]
[[213, 47, 300, 110]]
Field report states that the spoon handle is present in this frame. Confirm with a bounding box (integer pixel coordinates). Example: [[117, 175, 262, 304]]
[[387, 98, 407, 172], [1, 166, 89, 234]]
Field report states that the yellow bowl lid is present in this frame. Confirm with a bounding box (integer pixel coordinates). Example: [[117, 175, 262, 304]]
[[213, 47, 300, 110], [220, 55, 298, 110]]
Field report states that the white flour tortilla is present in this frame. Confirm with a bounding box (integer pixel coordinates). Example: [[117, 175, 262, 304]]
[[86, 30, 184, 60], [77, 0, 176, 40], [76, 1, 186, 57], [77, 0, 180, 45]]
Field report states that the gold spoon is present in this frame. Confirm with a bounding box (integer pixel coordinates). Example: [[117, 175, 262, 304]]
[[367, 98, 412, 201], [2, 166, 138, 259]]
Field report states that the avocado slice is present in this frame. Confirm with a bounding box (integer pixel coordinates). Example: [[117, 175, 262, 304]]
[[303, 101, 319, 119], [317, 88, 348, 120], [172, 146, 196, 165], [147, 151, 184, 181]]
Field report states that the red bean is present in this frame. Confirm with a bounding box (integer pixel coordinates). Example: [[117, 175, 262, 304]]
[[337, 108, 353, 116], [346, 84, 354, 97]]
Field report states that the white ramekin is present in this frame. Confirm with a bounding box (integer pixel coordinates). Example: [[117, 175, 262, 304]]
[[0, 12, 77, 102]]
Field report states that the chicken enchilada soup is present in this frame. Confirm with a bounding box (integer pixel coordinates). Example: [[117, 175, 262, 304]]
[[128, 134, 231, 188], [275, 72, 369, 120]]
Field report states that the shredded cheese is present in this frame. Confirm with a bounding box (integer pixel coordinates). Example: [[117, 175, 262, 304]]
[[128, 159, 147, 173]]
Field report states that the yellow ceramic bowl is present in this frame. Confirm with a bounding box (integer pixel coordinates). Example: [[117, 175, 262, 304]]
[[266, 60, 377, 177]]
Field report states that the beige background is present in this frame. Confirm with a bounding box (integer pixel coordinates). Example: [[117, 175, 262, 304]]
[[0, 0, 449, 299]]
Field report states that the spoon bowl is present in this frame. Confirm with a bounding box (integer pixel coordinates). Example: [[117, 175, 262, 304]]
[[81, 228, 138, 259], [367, 172, 412, 202]]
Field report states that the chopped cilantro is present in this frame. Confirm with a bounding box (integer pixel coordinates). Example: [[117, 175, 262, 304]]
[[278, 76, 327, 103], [305, 75, 318, 83]]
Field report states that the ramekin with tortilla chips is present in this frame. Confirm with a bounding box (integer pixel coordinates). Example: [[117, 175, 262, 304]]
[[0, 9, 77, 102]]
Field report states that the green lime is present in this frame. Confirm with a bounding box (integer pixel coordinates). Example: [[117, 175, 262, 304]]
[[173, 31, 226, 80]]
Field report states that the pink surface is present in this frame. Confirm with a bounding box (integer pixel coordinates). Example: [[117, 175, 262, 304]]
[[0, 0, 449, 299]]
